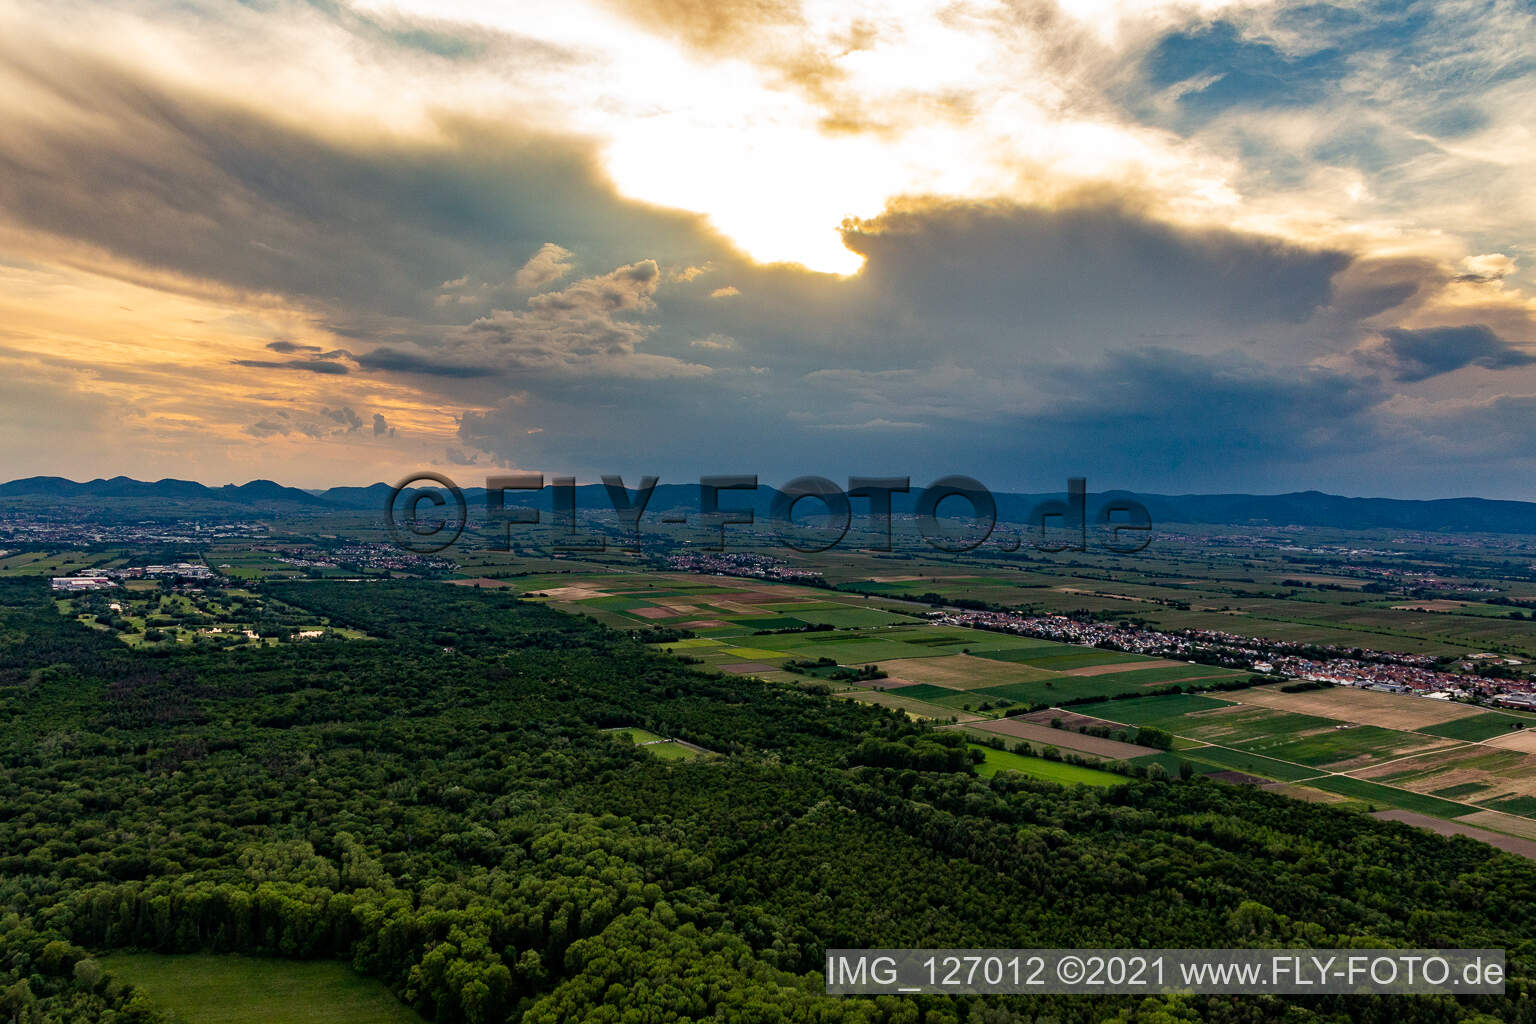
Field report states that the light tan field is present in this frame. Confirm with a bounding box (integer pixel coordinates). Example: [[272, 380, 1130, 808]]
[[1019, 709, 1118, 731], [966, 718, 1158, 759], [1391, 600, 1469, 611], [1232, 686, 1482, 730], [1060, 658, 1188, 677], [1281, 575, 1365, 588], [1482, 730, 1536, 753], [709, 600, 785, 614], [1456, 809, 1536, 841], [533, 585, 613, 600], [720, 661, 777, 675], [726, 591, 797, 604], [835, 689, 980, 722], [631, 606, 676, 619], [1055, 587, 1156, 604], [656, 600, 703, 612], [875, 655, 1056, 690], [1353, 746, 1536, 803], [1263, 783, 1348, 804]]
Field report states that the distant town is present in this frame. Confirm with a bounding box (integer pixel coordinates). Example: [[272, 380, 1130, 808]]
[[937, 608, 1536, 712]]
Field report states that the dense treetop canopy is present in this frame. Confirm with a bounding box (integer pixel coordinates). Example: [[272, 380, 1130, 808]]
[[0, 578, 1531, 1023]]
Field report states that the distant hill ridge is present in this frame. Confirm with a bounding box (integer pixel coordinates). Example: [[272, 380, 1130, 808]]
[[5, 475, 1536, 533]]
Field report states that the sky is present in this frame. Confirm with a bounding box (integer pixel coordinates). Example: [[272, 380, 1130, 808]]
[[0, 0, 1533, 498]]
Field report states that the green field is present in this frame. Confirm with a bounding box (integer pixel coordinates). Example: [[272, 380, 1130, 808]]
[[1245, 724, 1434, 768], [1096, 694, 1236, 724], [968, 745, 1124, 786], [1180, 744, 1322, 782], [103, 953, 425, 1023], [1305, 777, 1475, 819], [607, 726, 667, 744], [1420, 712, 1536, 742]]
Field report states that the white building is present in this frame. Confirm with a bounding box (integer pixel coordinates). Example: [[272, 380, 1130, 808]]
[[51, 576, 114, 592]]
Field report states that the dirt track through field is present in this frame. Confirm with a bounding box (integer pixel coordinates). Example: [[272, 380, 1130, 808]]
[[1233, 686, 1482, 730], [1059, 659, 1187, 677]]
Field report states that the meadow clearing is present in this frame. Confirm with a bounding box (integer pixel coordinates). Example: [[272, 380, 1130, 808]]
[[102, 953, 425, 1023]]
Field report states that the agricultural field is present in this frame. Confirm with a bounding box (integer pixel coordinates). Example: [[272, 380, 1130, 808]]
[[812, 528, 1536, 662], [101, 953, 425, 1023], [508, 573, 1261, 725], [1067, 683, 1536, 843], [0, 549, 131, 576], [962, 718, 1159, 761], [205, 548, 309, 581], [967, 744, 1124, 786]]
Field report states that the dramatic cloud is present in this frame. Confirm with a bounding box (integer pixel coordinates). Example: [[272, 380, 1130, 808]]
[[1372, 325, 1536, 382], [0, 0, 1532, 495]]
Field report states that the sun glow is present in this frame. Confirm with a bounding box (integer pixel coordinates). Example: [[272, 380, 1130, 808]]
[[344, 0, 1245, 274]]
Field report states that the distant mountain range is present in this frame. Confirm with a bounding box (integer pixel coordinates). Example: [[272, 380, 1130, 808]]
[[5, 475, 1536, 534]]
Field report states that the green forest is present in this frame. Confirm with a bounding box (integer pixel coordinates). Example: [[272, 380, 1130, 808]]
[[1, 578, 1533, 1023]]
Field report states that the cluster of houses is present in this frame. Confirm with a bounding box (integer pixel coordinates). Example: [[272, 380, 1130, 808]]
[[936, 607, 1536, 709], [665, 552, 827, 585]]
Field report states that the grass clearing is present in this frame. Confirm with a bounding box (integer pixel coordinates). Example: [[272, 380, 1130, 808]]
[[643, 740, 706, 760], [606, 726, 667, 744], [103, 953, 425, 1023], [969, 745, 1124, 786]]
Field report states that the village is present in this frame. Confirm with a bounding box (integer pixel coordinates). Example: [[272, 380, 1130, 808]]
[[936, 607, 1536, 713]]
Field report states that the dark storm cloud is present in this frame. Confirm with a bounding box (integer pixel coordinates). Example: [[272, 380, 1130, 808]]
[[352, 347, 497, 378], [231, 358, 350, 375], [637, 197, 1359, 380], [8, 24, 1533, 496], [840, 199, 1349, 329], [323, 406, 363, 431], [0, 36, 726, 326], [1374, 324, 1536, 382]]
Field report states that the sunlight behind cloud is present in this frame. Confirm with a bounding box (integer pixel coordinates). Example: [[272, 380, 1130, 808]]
[[346, 0, 1250, 273]]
